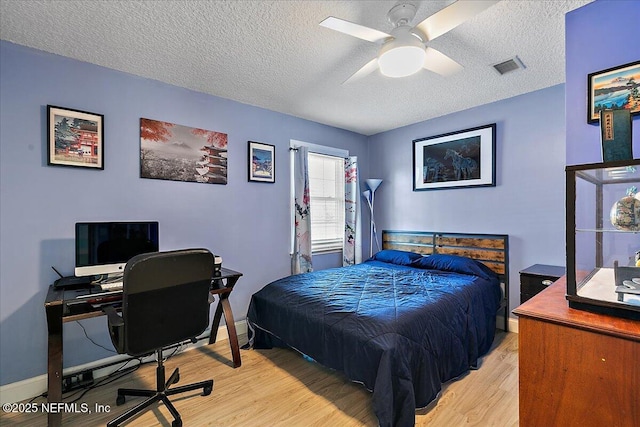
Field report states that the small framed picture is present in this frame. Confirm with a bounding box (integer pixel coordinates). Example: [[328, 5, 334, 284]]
[[47, 105, 104, 169], [587, 60, 640, 124], [248, 141, 275, 183], [413, 123, 496, 191]]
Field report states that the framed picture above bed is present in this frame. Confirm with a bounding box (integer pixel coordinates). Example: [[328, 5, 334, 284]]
[[413, 123, 496, 191]]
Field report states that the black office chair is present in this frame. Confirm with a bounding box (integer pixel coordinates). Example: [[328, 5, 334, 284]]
[[104, 249, 215, 427]]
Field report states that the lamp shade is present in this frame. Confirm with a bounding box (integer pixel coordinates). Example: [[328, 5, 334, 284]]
[[366, 179, 383, 192]]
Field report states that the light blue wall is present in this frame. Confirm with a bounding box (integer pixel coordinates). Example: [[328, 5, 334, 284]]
[[368, 84, 568, 318], [0, 41, 368, 385], [565, 0, 640, 165], [3, 0, 636, 388]]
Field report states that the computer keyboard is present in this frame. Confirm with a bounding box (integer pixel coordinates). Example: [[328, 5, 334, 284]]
[[74, 287, 123, 301], [99, 281, 123, 291]]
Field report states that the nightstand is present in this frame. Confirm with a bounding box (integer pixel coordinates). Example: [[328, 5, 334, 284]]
[[519, 264, 565, 304]]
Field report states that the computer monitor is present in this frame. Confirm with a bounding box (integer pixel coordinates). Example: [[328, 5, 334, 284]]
[[75, 221, 159, 277]]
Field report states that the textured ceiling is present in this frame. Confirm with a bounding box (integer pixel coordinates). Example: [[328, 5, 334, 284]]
[[0, 0, 592, 136]]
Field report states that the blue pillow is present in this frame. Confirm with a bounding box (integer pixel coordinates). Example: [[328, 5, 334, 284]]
[[369, 249, 423, 266], [410, 254, 496, 280]]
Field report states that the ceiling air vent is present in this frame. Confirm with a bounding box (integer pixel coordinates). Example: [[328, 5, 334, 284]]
[[492, 56, 525, 75]]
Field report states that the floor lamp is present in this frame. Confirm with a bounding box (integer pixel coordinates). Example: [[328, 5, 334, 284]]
[[363, 179, 383, 257]]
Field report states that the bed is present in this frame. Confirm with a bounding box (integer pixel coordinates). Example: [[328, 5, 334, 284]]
[[246, 230, 509, 427]]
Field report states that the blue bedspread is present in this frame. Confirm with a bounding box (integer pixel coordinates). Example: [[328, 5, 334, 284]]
[[246, 259, 501, 427]]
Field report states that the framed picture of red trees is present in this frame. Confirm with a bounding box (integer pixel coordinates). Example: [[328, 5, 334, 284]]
[[140, 118, 228, 184]]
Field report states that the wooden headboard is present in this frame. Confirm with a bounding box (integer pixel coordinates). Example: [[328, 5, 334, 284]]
[[382, 230, 510, 330]]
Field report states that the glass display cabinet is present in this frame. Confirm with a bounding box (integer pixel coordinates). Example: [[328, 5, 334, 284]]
[[566, 159, 640, 320]]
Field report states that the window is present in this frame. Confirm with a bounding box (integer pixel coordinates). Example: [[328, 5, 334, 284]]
[[308, 153, 345, 253]]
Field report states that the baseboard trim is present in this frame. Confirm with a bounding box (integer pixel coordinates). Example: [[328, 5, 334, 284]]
[[0, 321, 247, 405], [504, 317, 518, 334], [497, 316, 519, 333]]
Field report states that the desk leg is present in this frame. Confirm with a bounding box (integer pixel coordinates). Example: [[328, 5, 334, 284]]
[[46, 303, 63, 427], [208, 300, 223, 345], [207, 296, 241, 368], [220, 297, 241, 368]]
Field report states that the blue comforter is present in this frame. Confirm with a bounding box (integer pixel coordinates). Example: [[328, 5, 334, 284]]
[[246, 258, 501, 427]]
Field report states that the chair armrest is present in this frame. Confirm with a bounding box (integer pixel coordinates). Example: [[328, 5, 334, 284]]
[[103, 306, 124, 353]]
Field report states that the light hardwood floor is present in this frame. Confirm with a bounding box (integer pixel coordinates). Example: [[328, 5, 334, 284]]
[[1, 331, 518, 426]]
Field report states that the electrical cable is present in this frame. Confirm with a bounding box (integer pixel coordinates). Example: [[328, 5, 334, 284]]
[[75, 321, 116, 353]]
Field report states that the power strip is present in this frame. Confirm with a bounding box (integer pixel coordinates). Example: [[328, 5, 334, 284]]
[[62, 371, 94, 393]]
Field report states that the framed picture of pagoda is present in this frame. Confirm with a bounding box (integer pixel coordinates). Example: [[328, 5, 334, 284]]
[[47, 105, 104, 169], [140, 118, 228, 184], [248, 141, 275, 183]]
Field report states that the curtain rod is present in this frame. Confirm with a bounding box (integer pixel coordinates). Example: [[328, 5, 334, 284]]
[[289, 147, 353, 160]]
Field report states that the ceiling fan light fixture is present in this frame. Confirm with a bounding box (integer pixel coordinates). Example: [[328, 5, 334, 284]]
[[378, 28, 426, 78], [379, 45, 425, 78]]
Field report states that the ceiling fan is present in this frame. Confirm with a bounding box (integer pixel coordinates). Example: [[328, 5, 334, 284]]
[[320, 0, 500, 84]]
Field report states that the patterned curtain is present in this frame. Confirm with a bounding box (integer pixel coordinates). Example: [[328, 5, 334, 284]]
[[292, 146, 313, 274], [343, 156, 362, 266]]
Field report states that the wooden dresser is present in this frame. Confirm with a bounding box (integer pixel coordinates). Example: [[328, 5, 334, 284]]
[[513, 277, 640, 427]]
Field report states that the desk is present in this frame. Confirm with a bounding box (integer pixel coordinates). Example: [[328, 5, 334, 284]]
[[44, 267, 242, 427]]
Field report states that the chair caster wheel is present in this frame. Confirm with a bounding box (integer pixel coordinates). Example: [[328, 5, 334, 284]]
[[116, 395, 125, 406], [174, 373, 180, 384], [203, 386, 212, 396], [172, 419, 182, 427]]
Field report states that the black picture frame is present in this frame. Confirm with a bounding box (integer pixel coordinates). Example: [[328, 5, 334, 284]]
[[587, 60, 640, 124], [248, 141, 275, 183], [413, 123, 496, 191], [47, 105, 104, 169]]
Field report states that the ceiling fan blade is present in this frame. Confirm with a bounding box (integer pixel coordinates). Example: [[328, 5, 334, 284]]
[[423, 47, 463, 76], [343, 58, 379, 85], [320, 17, 391, 43], [413, 0, 500, 41]]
